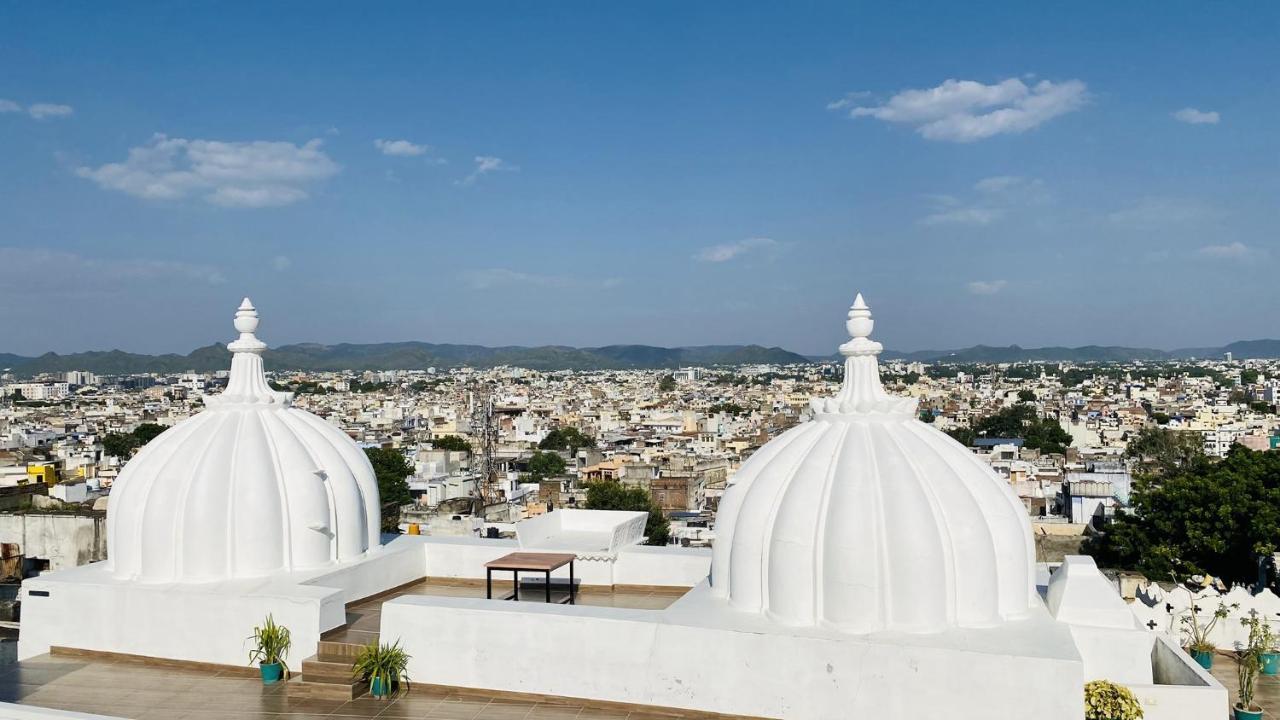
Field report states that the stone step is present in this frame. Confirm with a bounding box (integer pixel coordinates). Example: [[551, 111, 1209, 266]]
[[300, 654, 356, 684], [285, 675, 369, 701], [317, 640, 364, 660]]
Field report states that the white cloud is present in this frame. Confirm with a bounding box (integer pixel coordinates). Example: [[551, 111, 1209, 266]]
[[76, 134, 339, 207], [374, 138, 429, 157], [920, 176, 1046, 226], [272, 256, 292, 271], [0, 99, 74, 119], [967, 280, 1007, 295], [1173, 108, 1219, 125], [921, 207, 1004, 226], [456, 156, 516, 186], [1108, 197, 1214, 227], [0, 247, 225, 287], [463, 268, 620, 291], [1198, 242, 1251, 259], [694, 237, 778, 263], [27, 103, 73, 120], [833, 78, 1087, 142]]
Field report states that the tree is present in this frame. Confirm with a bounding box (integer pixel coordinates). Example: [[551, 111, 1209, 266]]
[[1241, 369, 1260, 385], [1084, 446, 1280, 584], [527, 451, 567, 481], [945, 405, 1072, 454], [101, 433, 139, 459], [432, 435, 472, 453], [658, 374, 676, 393], [364, 447, 413, 532], [584, 480, 670, 546], [132, 423, 167, 445], [1017, 389, 1037, 402], [1125, 427, 1203, 476], [539, 427, 595, 453]]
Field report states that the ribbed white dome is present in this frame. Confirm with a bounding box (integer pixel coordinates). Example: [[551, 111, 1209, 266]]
[[106, 299, 380, 583], [710, 295, 1036, 633]]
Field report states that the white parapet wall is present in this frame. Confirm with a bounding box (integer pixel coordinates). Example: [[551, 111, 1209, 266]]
[[379, 585, 1085, 720], [19, 535, 430, 667]]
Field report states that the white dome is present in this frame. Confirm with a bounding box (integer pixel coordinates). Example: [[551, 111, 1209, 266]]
[[106, 299, 381, 583], [710, 295, 1037, 633]]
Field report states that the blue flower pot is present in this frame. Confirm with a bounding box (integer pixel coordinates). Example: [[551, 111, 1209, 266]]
[[1261, 652, 1279, 676], [371, 676, 388, 698], [259, 662, 283, 685], [1191, 649, 1213, 669], [1234, 705, 1263, 720]]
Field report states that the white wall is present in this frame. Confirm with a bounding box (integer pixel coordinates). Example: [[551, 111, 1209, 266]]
[[0, 514, 106, 571], [380, 593, 1084, 720]]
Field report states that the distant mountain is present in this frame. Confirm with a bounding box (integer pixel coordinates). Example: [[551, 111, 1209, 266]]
[[5, 337, 1278, 377], [0, 341, 811, 376]]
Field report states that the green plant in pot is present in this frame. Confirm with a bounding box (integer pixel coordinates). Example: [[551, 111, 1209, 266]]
[[352, 640, 411, 699], [1236, 645, 1263, 720], [247, 614, 291, 685], [1180, 598, 1234, 670], [1084, 679, 1143, 720], [1244, 610, 1280, 676]]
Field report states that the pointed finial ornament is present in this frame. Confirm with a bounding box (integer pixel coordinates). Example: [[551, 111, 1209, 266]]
[[812, 292, 917, 419], [210, 297, 289, 407]]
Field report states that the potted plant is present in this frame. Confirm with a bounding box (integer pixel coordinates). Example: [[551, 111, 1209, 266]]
[[1247, 612, 1280, 676], [1180, 598, 1233, 669], [352, 640, 411, 699], [1235, 646, 1263, 719], [247, 614, 291, 685], [1084, 679, 1143, 720]]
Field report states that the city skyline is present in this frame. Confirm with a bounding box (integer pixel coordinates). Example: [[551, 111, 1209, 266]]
[[2, 2, 1276, 356]]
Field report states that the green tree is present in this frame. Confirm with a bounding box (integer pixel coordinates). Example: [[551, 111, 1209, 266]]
[[658, 374, 677, 393], [538, 427, 596, 453], [364, 447, 413, 532], [1241, 369, 1260, 384], [432, 435, 472, 453], [101, 432, 139, 459], [1084, 446, 1280, 584], [946, 405, 1071, 454], [132, 423, 168, 445], [1017, 389, 1037, 402], [1125, 427, 1203, 476], [584, 481, 671, 546], [527, 451, 567, 481]]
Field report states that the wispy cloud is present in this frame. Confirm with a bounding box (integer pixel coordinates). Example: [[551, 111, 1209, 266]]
[[0, 247, 225, 287], [1108, 197, 1215, 227], [76, 134, 339, 208], [920, 176, 1046, 226], [1173, 108, 1220, 125], [272, 255, 292, 271], [463, 268, 620, 291], [374, 138, 444, 162], [1198, 242, 1252, 260], [456, 156, 516, 186], [830, 77, 1087, 142], [967, 280, 1007, 295], [694, 237, 778, 263], [0, 99, 74, 120]]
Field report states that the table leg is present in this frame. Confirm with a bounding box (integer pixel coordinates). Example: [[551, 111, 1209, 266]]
[[486, 568, 492, 599], [569, 561, 575, 605], [546, 570, 551, 603], [513, 570, 519, 601]]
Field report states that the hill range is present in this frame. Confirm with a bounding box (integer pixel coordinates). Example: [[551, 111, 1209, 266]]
[[2, 338, 1279, 377]]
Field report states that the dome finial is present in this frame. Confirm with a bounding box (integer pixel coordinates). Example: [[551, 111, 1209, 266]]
[[228, 297, 265, 353], [839, 292, 881, 357], [810, 293, 916, 418], [212, 296, 288, 407]]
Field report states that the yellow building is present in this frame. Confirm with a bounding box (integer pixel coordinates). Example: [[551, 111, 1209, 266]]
[[25, 463, 59, 486]]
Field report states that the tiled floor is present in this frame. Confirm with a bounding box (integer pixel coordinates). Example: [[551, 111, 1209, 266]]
[[0, 654, 716, 719], [1209, 653, 1280, 718], [322, 580, 683, 646]]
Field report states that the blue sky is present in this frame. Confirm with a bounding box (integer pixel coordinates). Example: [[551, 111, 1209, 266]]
[[1, 2, 1276, 356]]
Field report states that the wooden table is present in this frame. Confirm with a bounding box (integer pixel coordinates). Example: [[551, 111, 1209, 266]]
[[485, 552, 577, 605]]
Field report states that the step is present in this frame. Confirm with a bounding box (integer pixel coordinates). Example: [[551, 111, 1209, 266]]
[[285, 676, 370, 702], [300, 654, 356, 684], [317, 640, 364, 660]]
